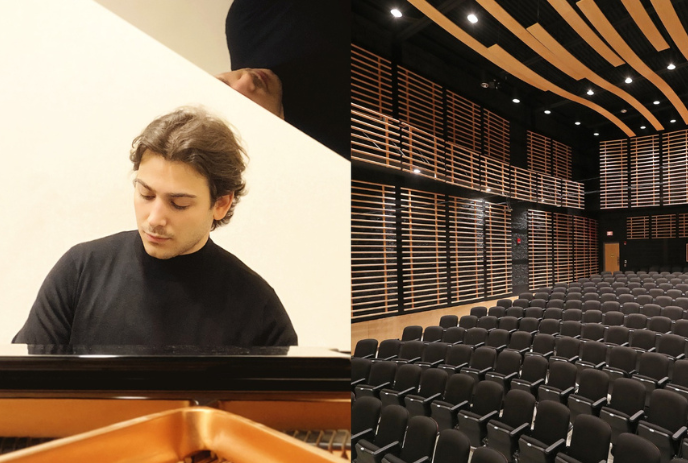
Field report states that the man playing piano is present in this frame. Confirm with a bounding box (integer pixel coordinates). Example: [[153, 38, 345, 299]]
[[14, 107, 297, 347]]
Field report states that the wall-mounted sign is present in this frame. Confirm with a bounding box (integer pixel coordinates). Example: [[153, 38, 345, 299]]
[[606, 231, 614, 237]]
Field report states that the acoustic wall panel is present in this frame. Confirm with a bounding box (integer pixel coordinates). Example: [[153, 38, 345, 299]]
[[630, 134, 660, 207], [600, 139, 628, 209], [448, 197, 484, 302], [529, 210, 553, 289], [351, 104, 403, 169], [351, 44, 394, 116]]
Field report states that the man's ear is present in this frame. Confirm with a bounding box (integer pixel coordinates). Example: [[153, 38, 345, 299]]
[[213, 193, 234, 220]]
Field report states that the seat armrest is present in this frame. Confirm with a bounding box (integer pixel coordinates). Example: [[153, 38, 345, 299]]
[[352, 378, 366, 388], [410, 458, 431, 463], [479, 366, 494, 375], [478, 410, 499, 424], [367, 441, 400, 457], [381, 355, 398, 361], [568, 355, 580, 363], [510, 422, 531, 437], [495, 344, 507, 351], [396, 386, 417, 397], [503, 372, 518, 382], [545, 438, 566, 455], [531, 378, 545, 388], [517, 347, 529, 355], [428, 359, 443, 367], [648, 347, 656, 352], [677, 353, 686, 360], [592, 397, 607, 408], [561, 386, 575, 397], [658, 376, 670, 387], [371, 382, 392, 393], [361, 354, 374, 359], [672, 426, 687, 442], [473, 342, 485, 348], [423, 392, 442, 404], [352, 428, 375, 443], [449, 400, 469, 412], [407, 356, 421, 364], [629, 409, 644, 423], [595, 361, 606, 369]]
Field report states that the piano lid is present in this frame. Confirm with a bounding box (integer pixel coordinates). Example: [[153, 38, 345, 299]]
[[0, 345, 350, 397]]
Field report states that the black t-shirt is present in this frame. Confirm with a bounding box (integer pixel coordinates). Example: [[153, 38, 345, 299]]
[[13, 231, 298, 346]]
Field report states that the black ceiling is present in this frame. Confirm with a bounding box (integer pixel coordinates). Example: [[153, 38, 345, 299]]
[[352, 0, 688, 141]]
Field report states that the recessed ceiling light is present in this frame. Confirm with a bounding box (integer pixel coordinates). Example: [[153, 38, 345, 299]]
[[544, 110, 551, 114], [620, 109, 628, 113], [467, 13, 478, 23], [625, 77, 633, 84], [413, 168, 420, 174], [640, 125, 646, 129], [594, 133, 599, 136], [587, 89, 594, 95], [653, 100, 660, 105], [391, 8, 402, 18], [668, 63, 676, 70], [671, 119, 677, 123], [512, 98, 520, 103], [575, 121, 581, 125]]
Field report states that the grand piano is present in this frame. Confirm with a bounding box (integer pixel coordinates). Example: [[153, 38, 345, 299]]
[[0, 345, 351, 462]]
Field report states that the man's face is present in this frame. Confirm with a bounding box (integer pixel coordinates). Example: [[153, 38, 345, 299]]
[[134, 151, 232, 260], [216, 68, 284, 118]]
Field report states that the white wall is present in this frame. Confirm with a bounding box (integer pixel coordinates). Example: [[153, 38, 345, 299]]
[[0, 0, 350, 350]]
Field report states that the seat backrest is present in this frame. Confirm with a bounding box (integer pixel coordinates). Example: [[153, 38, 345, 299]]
[[401, 325, 423, 341], [469, 346, 497, 370], [374, 404, 408, 447], [513, 299, 530, 308], [520, 354, 548, 382], [500, 389, 536, 429], [530, 400, 570, 446], [497, 299, 513, 308], [518, 317, 540, 333], [488, 306, 506, 318], [603, 311, 625, 326], [582, 309, 603, 324], [559, 320, 582, 338], [498, 316, 519, 331], [637, 352, 670, 380], [609, 378, 646, 415], [576, 368, 609, 401], [582, 300, 601, 312], [377, 339, 402, 359], [566, 415, 611, 463], [494, 349, 521, 375], [422, 325, 445, 343], [601, 301, 621, 313], [398, 340, 425, 360], [538, 318, 560, 335], [646, 389, 688, 432], [354, 338, 378, 358], [637, 294, 654, 306], [443, 373, 475, 404], [657, 333, 686, 358], [486, 329, 510, 349], [444, 344, 473, 367], [505, 307, 524, 318], [656, 295, 674, 308], [459, 315, 479, 329], [523, 307, 544, 319], [470, 306, 487, 318], [613, 432, 661, 463], [352, 396, 382, 435], [648, 316, 673, 334], [607, 345, 637, 373], [617, 294, 635, 305], [562, 309, 582, 322], [464, 327, 488, 346], [621, 302, 640, 315], [630, 328, 656, 351], [547, 360, 577, 390], [393, 364, 422, 392], [675, 319, 688, 337], [470, 380, 504, 416], [368, 361, 398, 386], [662, 305, 683, 321], [554, 335, 581, 358], [442, 326, 465, 344], [564, 300, 583, 310], [625, 313, 648, 329], [531, 333, 555, 355], [581, 322, 605, 341], [477, 315, 499, 330], [417, 368, 448, 398], [432, 429, 471, 463], [546, 300, 564, 309], [439, 314, 458, 329], [352, 357, 372, 382], [398, 416, 438, 463], [641, 303, 662, 318], [507, 331, 532, 350], [530, 298, 547, 308], [579, 340, 608, 365], [421, 342, 450, 363], [543, 307, 563, 319], [470, 447, 509, 463]]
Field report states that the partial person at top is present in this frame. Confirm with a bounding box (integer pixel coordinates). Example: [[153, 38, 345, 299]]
[[217, 0, 350, 159]]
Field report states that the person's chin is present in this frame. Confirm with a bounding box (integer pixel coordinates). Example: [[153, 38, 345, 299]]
[[142, 241, 176, 260]]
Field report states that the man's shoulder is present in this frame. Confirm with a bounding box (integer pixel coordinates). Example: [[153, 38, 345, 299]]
[[67, 231, 138, 259], [209, 242, 276, 293]]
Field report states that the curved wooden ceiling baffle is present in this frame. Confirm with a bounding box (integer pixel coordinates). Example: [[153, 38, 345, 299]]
[[621, 0, 669, 51], [650, 0, 688, 62], [476, 0, 662, 131], [406, 0, 635, 137], [577, 0, 688, 124], [527, 24, 663, 131], [547, 0, 625, 67]]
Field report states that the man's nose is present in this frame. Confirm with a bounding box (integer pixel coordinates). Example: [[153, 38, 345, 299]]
[[231, 73, 256, 95], [147, 199, 168, 227]]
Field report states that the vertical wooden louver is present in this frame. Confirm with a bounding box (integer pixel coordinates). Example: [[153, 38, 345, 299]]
[[539, 175, 561, 206], [553, 213, 573, 284], [351, 44, 394, 116], [562, 180, 584, 209], [448, 197, 484, 302], [600, 139, 628, 209], [529, 210, 553, 289], [351, 104, 403, 168], [573, 216, 588, 280], [446, 142, 480, 190], [663, 129, 688, 205], [587, 218, 599, 276], [483, 109, 510, 163], [351, 181, 399, 320], [627, 216, 650, 239], [485, 202, 512, 296], [483, 157, 510, 197], [447, 90, 481, 152], [527, 131, 551, 175], [630, 134, 660, 207], [552, 139, 573, 180], [511, 167, 537, 202], [679, 213, 688, 238], [397, 66, 444, 139], [652, 214, 676, 239], [401, 123, 446, 181], [400, 188, 447, 311]]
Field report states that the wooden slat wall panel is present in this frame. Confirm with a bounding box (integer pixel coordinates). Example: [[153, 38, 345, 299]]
[[512, 166, 537, 202], [664, 129, 688, 205], [600, 139, 628, 209], [553, 213, 574, 284], [400, 188, 447, 311], [652, 214, 676, 239], [352, 181, 399, 320], [562, 180, 584, 209], [351, 104, 403, 169], [484, 109, 510, 163], [573, 216, 587, 280], [485, 202, 512, 296], [351, 44, 394, 116], [539, 175, 561, 206], [448, 197, 484, 302], [680, 213, 688, 238], [627, 216, 650, 239], [483, 157, 510, 196], [587, 218, 599, 276], [447, 90, 481, 153], [446, 141, 480, 190], [401, 123, 446, 181], [552, 139, 573, 180], [529, 210, 553, 289], [398, 66, 444, 138], [630, 134, 660, 207], [527, 131, 550, 175]]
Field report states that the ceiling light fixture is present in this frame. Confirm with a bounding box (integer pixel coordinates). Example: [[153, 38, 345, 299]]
[[587, 89, 594, 95], [544, 109, 551, 114], [667, 63, 676, 70], [640, 125, 646, 129], [625, 77, 633, 84], [391, 8, 402, 18], [512, 98, 520, 103], [620, 109, 628, 113], [467, 13, 478, 23], [594, 133, 600, 136], [575, 121, 581, 125], [413, 168, 420, 174], [671, 119, 677, 123], [653, 100, 660, 105]]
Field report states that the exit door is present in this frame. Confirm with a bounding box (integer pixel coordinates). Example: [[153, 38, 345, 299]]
[[604, 242, 620, 273]]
